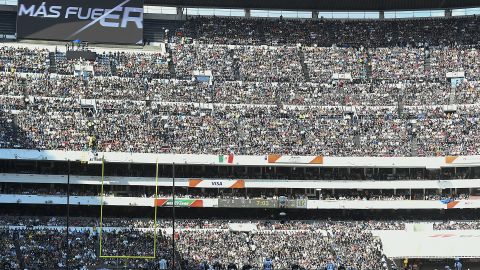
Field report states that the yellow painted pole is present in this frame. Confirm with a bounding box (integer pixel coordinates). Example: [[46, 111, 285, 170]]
[[99, 156, 105, 257], [98, 157, 158, 260]]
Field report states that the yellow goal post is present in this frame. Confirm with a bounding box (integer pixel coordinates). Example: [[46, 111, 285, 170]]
[[98, 157, 159, 259]]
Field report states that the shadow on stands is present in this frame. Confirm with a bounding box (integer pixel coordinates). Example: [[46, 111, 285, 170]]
[[0, 108, 39, 150]]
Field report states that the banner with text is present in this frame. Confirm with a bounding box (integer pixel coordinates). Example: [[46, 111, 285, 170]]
[[17, 0, 144, 44], [188, 179, 245, 189], [267, 155, 323, 164], [154, 198, 204, 208]]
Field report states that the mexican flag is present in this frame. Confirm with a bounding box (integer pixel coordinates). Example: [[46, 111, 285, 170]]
[[219, 154, 234, 164]]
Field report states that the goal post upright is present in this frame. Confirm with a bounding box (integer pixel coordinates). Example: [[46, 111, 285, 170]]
[[99, 156, 105, 258], [98, 156, 159, 260]]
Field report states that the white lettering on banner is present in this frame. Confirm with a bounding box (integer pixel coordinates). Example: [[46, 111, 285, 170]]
[[48, 6, 61, 18], [121, 7, 143, 28], [189, 179, 245, 189], [65, 7, 78, 18], [273, 156, 319, 164], [33, 2, 47, 17], [19, 4, 36, 16], [91, 8, 104, 19], [287, 156, 302, 163], [19, 4, 143, 29], [77, 7, 92, 20], [19, 3, 62, 18], [100, 8, 121, 28]]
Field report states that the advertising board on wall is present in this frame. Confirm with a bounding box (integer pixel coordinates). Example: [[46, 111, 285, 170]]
[[17, 0, 144, 44]]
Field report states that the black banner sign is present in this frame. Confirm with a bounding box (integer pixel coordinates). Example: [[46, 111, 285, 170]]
[[17, 0, 143, 44]]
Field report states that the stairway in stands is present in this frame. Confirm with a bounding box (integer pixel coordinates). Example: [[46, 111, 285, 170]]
[[364, 49, 373, 80], [110, 60, 117, 76], [354, 134, 361, 148], [13, 231, 25, 270], [424, 47, 431, 73], [410, 137, 419, 156], [166, 44, 176, 78], [230, 49, 241, 81], [352, 114, 361, 148], [93, 234, 104, 269], [48, 52, 57, 73], [209, 81, 217, 103], [397, 90, 404, 117], [298, 49, 311, 82], [174, 250, 184, 270], [449, 85, 457, 104]]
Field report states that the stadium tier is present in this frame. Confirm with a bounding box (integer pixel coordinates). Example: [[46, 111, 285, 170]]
[[2, 4, 480, 270]]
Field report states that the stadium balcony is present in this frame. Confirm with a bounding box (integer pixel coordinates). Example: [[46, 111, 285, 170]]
[[0, 154, 480, 212]]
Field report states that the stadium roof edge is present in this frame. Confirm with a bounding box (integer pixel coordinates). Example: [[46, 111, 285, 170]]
[[146, 0, 480, 11]]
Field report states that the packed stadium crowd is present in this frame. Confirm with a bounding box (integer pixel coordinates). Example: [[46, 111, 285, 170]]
[[0, 217, 408, 232], [4, 99, 480, 156], [172, 44, 235, 81], [433, 220, 480, 230], [1, 218, 401, 270], [54, 51, 171, 79], [0, 24, 479, 157], [318, 191, 469, 201], [0, 229, 19, 270], [2, 13, 480, 270], [176, 228, 387, 270], [176, 16, 480, 47], [4, 75, 480, 105], [0, 218, 409, 269], [0, 217, 479, 269], [0, 46, 49, 73]]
